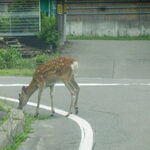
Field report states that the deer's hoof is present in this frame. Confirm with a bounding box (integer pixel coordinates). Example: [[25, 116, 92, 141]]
[[34, 112, 39, 118], [50, 110, 55, 117], [50, 113, 54, 117], [65, 112, 72, 117], [65, 114, 70, 117]]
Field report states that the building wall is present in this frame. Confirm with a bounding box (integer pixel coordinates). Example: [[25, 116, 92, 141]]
[[66, 0, 150, 36]]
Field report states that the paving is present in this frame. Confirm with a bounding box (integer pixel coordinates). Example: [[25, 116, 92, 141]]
[[62, 40, 150, 78], [0, 40, 150, 150], [0, 79, 81, 150], [0, 108, 24, 150]]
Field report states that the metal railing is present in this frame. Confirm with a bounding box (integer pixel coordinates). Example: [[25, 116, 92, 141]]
[[0, 0, 40, 36]]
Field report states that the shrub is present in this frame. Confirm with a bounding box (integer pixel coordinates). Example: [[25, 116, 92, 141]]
[[0, 48, 60, 71], [37, 15, 59, 49], [15, 58, 35, 69], [34, 54, 50, 66], [0, 55, 6, 69], [34, 53, 60, 67], [0, 49, 21, 69]]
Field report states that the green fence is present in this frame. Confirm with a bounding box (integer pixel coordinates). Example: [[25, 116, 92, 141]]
[[0, 0, 40, 36]]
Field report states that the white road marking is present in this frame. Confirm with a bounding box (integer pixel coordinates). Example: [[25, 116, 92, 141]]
[[1, 82, 150, 87], [0, 84, 28, 87], [0, 96, 94, 150]]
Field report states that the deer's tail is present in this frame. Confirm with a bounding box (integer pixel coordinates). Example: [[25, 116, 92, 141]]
[[71, 61, 78, 77]]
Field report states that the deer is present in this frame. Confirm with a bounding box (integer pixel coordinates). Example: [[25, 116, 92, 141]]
[[18, 56, 80, 117]]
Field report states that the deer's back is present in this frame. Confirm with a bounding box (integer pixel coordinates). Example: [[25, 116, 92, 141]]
[[33, 56, 76, 85]]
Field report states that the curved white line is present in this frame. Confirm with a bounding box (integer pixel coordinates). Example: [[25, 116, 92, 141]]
[[0, 96, 94, 150]]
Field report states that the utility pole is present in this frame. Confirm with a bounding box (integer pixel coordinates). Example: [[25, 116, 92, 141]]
[[56, 0, 66, 45]]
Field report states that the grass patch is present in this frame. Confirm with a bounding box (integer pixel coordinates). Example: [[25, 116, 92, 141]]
[[67, 35, 150, 40], [35, 115, 51, 120], [0, 104, 9, 126], [0, 101, 10, 126], [0, 112, 9, 126], [0, 69, 34, 76], [0, 99, 16, 108], [0, 105, 6, 111], [4, 113, 34, 150]]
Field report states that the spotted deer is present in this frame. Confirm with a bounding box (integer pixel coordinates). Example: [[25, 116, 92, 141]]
[[18, 56, 80, 117]]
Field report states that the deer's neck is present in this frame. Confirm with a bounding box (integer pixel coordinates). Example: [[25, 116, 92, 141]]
[[26, 79, 38, 99]]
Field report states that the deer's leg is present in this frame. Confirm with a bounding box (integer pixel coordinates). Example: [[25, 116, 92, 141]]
[[70, 77, 80, 114], [50, 84, 55, 116], [35, 88, 43, 117], [64, 83, 75, 117]]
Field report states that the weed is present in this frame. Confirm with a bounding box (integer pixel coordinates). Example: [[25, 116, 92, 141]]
[[0, 104, 9, 126], [35, 115, 51, 120]]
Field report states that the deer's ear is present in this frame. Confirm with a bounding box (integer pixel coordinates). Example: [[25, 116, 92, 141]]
[[22, 86, 25, 90], [22, 86, 26, 94]]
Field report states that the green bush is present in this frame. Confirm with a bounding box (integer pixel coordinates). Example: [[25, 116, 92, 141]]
[[0, 49, 21, 69], [0, 56, 6, 69], [15, 58, 35, 69], [34, 54, 50, 66], [37, 15, 59, 49], [0, 48, 60, 72]]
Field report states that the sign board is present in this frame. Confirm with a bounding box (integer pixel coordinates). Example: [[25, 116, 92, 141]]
[[57, 4, 63, 14]]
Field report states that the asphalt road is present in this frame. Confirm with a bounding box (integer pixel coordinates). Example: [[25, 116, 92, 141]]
[[1, 40, 150, 150], [62, 40, 150, 78]]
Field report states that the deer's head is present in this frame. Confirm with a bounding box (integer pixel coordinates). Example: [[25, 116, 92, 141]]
[[18, 86, 28, 109]]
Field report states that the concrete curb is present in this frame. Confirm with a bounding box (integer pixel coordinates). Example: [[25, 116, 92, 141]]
[[0, 108, 24, 150]]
